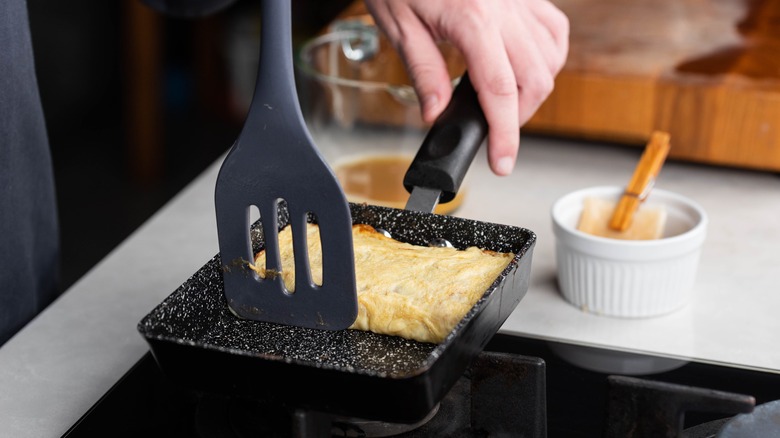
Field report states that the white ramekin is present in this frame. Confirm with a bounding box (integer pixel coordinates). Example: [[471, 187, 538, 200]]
[[551, 186, 708, 318]]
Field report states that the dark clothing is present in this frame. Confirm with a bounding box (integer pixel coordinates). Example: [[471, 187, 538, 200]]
[[0, 0, 60, 345]]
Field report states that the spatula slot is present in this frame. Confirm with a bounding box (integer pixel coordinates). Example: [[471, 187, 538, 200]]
[[303, 211, 323, 288], [279, 203, 322, 293], [251, 201, 325, 294], [249, 205, 261, 228]]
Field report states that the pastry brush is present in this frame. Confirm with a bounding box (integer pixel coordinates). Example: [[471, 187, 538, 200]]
[[577, 131, 671, 240]]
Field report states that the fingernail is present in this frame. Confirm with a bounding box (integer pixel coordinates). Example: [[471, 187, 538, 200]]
[[495, 157, 515, 175], [423, 94, 439, 117]]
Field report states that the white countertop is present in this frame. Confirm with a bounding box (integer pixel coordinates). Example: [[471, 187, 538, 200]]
[[1, 135, 779, 437]]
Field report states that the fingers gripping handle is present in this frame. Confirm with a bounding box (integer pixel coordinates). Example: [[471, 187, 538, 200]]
[[403, 73, 488, 204]]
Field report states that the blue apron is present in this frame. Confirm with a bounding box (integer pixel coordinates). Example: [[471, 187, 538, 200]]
[[0, 0, 60, 345]]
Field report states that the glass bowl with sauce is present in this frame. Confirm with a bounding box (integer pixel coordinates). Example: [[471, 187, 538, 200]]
[[296, 19, 466, 214]]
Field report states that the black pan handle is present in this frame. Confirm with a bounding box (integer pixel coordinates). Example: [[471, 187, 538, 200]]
[[403, 72, 488, 204]]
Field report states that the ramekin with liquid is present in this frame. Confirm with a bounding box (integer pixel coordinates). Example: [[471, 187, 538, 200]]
[[551, 186, 708, 318]]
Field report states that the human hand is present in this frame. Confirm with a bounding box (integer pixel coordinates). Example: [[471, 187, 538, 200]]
[[364, 0, 569, 176]]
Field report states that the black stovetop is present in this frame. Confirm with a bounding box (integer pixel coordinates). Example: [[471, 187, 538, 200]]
[[62, 335, 780, 437]]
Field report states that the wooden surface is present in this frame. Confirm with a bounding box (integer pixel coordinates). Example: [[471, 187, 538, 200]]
[[336, 0, 780, 171], [526, 0, 780, 171], [123, 0, 163, 185]]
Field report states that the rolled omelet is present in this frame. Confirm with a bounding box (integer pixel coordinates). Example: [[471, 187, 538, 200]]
[[251, 223, 514, 344]]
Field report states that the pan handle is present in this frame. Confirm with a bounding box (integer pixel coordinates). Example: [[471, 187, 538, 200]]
[[403, 72, 488, 204]]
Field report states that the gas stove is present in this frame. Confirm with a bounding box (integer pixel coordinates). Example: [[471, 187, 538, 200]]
[[62, 335, 780, 437]]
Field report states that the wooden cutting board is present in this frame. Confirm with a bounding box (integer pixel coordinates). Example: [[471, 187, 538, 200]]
[[334, 0, 780, 171], [526, 0, 780, 171]]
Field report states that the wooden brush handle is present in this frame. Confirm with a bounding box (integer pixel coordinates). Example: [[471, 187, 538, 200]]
[[609, 131, 671, 231]]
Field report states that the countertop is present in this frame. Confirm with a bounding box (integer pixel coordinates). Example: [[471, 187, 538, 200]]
[[1, 135, 779, 437]]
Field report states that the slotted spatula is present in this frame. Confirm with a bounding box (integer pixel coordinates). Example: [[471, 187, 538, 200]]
[[214, 0, 357, 330]]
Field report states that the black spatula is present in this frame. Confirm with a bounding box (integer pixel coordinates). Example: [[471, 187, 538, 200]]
[[214, 0, 357, 330]]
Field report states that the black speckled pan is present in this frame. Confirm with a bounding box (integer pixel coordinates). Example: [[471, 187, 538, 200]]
[[137, 203, 535, 424]]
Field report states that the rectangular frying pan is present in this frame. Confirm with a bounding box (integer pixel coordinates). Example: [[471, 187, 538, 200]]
[[138, 202, 535, 424], [139, 23, 534, 423]]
